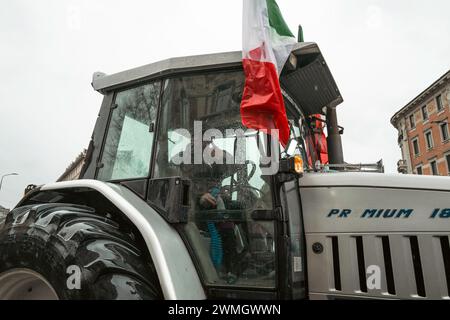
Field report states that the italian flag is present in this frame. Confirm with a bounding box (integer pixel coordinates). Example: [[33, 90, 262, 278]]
[[241, 0, 297, 146]]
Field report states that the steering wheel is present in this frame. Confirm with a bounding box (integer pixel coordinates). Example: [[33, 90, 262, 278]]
[[221, 184, 262, 199], [221, 184, 261, 196], [246, 160, 257, 180], [230, 160, 257, 185]]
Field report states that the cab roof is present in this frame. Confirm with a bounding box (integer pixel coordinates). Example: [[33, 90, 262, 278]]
[[92, 42, 343, 116]]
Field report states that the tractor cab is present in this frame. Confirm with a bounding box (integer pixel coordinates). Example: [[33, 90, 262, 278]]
[[81, 42, 343, 299]]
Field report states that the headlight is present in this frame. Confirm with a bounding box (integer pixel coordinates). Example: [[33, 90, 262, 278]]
[[294, 155, 304, 174], [279, 155, 304, 177]]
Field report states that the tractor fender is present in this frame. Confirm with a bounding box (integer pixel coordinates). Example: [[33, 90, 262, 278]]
[[36, 179, 205, 300]]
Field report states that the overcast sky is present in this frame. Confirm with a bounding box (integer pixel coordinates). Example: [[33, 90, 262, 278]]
[[0, 0, 449, 208]]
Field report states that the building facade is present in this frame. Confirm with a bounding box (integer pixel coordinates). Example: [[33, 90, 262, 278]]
[[57, 149, 87, 182], [0, 205, 9, 224], [391, 70, 450, 175]]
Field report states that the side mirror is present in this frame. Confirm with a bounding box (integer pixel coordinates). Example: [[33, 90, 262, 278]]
[[147, 177, 190, 224], [285, 138, 299, 156]]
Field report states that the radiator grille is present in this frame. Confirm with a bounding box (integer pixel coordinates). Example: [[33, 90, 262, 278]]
[[307, 234, 450, 299]]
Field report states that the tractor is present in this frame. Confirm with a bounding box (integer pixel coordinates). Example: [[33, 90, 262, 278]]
[[1, 41, 449, 300]]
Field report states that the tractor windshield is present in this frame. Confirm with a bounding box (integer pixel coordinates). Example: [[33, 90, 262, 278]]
[[153, 71, 279, 288]]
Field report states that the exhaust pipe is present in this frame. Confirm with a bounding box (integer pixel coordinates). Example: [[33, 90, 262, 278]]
[[326, 106, 344, 164]]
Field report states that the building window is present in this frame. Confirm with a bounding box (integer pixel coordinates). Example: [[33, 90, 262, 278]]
[[412, 138, 420, 156], [440, 122, 449, 142], [421, 105, 428, 121], [416, 166, 423, 175], [436, 94, 444, 112], [398, 128, 404, 144], [430, 160, 438, 175], [425, 130, 434, 149], [446, 154, 450, 175], [409, 114, 416, 129]]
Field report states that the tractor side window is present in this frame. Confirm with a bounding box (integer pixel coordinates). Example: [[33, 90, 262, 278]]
[[97, 82, 161, 181]]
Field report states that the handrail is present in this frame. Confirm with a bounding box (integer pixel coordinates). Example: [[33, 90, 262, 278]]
[[314, 160, 384, 173]]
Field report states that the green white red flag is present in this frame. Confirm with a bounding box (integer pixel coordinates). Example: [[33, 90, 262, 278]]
[[240, 0, 296, 146]]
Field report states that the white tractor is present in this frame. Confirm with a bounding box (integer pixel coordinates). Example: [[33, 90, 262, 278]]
[[0, 42, 449, 300]]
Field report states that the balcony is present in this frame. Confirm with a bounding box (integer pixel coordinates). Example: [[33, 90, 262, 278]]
[[397, 159, 408, 174]]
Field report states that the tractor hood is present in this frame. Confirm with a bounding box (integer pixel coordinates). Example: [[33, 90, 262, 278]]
[[300, 172, 450, 234], [301, 172, 450, 300]]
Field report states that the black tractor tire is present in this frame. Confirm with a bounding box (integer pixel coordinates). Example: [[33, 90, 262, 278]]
[[0, 203, 163, 300]]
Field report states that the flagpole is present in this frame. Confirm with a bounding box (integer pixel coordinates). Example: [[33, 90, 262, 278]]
[[297, 25, 304, 42]]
